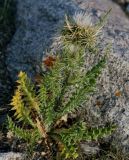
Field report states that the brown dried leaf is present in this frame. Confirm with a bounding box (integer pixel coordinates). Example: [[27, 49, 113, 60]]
[[115, 90, 122, 97], [36, 118, 47, 138]]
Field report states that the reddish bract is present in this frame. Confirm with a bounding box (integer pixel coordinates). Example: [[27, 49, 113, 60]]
[[43, 56, 56, 68]]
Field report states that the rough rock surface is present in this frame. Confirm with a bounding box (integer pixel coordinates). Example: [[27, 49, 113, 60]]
[[75, 0, 129, 151], [5, 0, 129, 153], [6, 0, 80, 80]]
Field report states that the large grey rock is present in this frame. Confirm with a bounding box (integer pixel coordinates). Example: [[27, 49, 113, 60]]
[[74, 0, 129, 151], [6, 0, 129, 77], [6, 0, 129, 153], [6, 0, 80, 80]]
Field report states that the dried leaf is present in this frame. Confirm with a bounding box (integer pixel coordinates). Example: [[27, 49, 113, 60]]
[[43, 56, 56, 68], [115, 90, 122, 97], [96, 100, 102, 107], [36, 118, 47, 138]]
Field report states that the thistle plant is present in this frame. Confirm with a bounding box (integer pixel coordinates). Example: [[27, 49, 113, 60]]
[[8, 10, 115, 160]]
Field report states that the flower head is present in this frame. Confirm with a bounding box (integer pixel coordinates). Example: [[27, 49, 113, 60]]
[[73, 11, 92, 28]]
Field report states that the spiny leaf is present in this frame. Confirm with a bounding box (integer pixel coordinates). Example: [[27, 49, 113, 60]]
[[17, 71, 40, 113], [10, 89, 34, 126]]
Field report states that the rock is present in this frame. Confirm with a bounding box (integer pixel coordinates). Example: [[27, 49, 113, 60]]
[[74, 0, 129, 151], [5, 0, 129, 153], [0, 152, 23, 160], [80, 142, 100, 155], [6, 0, 80, 81], [6, 0, 129, 77]]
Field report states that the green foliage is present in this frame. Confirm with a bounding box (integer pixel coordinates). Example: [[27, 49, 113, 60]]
[[8, 116, 41, 154], [8, 10, 115, 159], [8, 116, 39, 142], [83, 125, 116, 141]]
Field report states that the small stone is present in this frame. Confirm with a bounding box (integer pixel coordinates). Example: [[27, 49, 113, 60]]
[[41, 152, 47, 156], [7, 131, 14, 139], [0, 152, 23, 160], [80, 142, 100, 155]]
